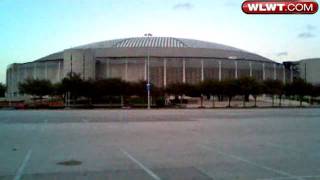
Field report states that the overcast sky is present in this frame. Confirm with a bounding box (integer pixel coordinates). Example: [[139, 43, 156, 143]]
[[0, 0, 319, 83]]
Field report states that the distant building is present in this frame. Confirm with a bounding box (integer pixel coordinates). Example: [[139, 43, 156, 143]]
[[296, 58, 320, 85], [6, 37, 293, 98]]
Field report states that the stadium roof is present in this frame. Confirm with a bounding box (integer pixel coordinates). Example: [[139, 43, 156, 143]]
[[73, 37, 245, 52], [35, 37, 274, 63]]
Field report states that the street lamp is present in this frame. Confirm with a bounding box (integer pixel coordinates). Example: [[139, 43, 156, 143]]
[[144, 33, 152, 109]]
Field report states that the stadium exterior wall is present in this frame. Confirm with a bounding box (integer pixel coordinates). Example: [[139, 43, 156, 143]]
[[296, 58, 320, 85], [5, 37, 293, 99]]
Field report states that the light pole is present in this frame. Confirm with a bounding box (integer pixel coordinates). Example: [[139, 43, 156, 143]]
[[144, 33, 152, 109]]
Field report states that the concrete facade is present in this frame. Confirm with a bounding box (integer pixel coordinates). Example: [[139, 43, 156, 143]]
[[63, 49, 95, 80], [296, 58, 320, 85]]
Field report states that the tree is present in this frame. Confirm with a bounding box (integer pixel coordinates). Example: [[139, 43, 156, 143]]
[[238, 77, 257, 107], [221, 79, 240, 108], [19, 79, 53, 99], [94, 78, 126, 97], [166, 83, 192, 105], [185, 83, 203, 107], [52, 82, 63, 96], [316, 85, 320, 98], [128, 81, 147, 97], [200, 80, 221, 108], [0, 83, 6, 97], [277, 82, 285, 107], [61, 73, 84, 104], [80, 79, 95, 105], [250, 80, 263, 107], [123, 81, 164, 107], [290, 78, 313, 107], [92, 78, 127, 106], [284, 83, 293, 103], [263, 80, 283, 107], [310, 85, 320, 105]]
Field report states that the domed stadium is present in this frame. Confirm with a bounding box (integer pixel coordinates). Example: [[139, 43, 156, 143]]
[[6, 37, 290, 98]]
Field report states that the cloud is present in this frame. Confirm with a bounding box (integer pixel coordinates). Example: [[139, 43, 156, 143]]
[[297, 24, 317, 39], [298, 32, 315, 38], [276, 52, 288, 57], [306, 24, 316, 31], [173, 3, 194, 10]]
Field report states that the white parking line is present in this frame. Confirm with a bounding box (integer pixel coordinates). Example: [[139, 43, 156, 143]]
[[120, 148, 161, 180], [13, 149, 32, 180], [257, 175, 320, 180], [200, 144, 304, 180], [265, 142, 302, 154], [194, 118, 212, 121], [195, 167, 215, 179]]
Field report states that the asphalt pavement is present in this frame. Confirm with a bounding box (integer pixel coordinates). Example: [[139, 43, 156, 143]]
[[1, 108, 320, 180]]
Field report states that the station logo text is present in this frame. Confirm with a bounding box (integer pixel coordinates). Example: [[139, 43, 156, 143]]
[[242, 1, 318, 14]]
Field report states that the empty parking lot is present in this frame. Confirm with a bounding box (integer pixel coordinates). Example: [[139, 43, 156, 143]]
[[1, 108, 320, 180]]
